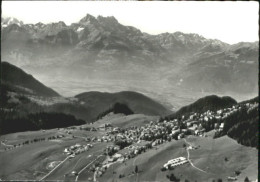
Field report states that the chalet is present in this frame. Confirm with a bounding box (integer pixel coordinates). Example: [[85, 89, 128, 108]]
[[87, 144, 93, 148], [75, 144, 81, 147], [215, 115, 221, 120], [178, 133, 184, 140], [171, 129, 179, 135], [219, 123, 224, 130], [204, 116, 209, 122], [217, 109, 223, 114], [195, 128, 205, 136], [114, 153, 122, 159], [188, 125, 197, 134], [227, 176, 237, 181]]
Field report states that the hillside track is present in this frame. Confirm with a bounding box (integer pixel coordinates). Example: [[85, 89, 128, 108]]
[[184, 138, 211, 174], [40, 156, 71, 181], [75, 154, 104, 181]]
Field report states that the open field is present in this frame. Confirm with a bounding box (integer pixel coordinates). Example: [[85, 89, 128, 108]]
[[0, 127, 110, 180], [99, 135, 258, 182], [92, 114, 159, 128], [0, 117, 257, 181]]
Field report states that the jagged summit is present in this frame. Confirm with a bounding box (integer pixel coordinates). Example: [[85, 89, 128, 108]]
[[1, 14, 258, 96], [1, 17, 24, 27], [97, 15, 118, 23], [79, 14, 98, 24]]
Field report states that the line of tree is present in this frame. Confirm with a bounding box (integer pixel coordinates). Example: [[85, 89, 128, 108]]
[[4, 135, 65, 151], [0, 111, 85, 135], [96, 102, 134, 120]]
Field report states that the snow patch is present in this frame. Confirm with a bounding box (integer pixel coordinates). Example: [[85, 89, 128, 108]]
[[77, 27, 84, 32]]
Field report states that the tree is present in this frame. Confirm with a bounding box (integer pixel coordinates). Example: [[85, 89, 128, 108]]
[[244, 177, 250, 182], [168, 173, 180, 182], [235, 170, 241, 176], [217, 179, 222, 182], [168, 165, 174, 170], [135, 165, 138, 173], [224, 157, 228, 162], [161, 167, 167, 172]]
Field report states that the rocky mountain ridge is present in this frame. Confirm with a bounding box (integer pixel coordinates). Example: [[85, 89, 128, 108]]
[[1, 14, 258, 98]]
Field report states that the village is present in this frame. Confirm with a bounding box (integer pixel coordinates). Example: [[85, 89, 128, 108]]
[[1, 101, 257, 181], [62, 101, 258, 178]]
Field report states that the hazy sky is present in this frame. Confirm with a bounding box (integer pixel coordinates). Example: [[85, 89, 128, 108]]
[[2, 1, 259, 44]]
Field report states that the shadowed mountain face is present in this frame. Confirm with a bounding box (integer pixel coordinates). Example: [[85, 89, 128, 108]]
[[1, 15, 258, 105], [0, 62, 171, 123], [171, 95, 237, 118], [1, 62, 59, 97], [40, 90, 172, 122], [75, 91, 172, 119]]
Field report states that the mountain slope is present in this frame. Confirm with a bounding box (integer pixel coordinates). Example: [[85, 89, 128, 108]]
[[171, 95, 237, 118], [74, 91, 172, 121], [1, 62, 59, 97], [1, 15, 258, 99], [173, 42, 259, 93], [216, 96, 259, 148]]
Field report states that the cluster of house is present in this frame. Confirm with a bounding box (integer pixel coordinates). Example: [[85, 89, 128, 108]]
[[2, 134, 66, 151], [96, 103, 255, 150], [72, 101, 258, 173], [246, 102, 258, 114], [163, 157, 188, 169], [118, 141, 151, 158], [63, 143, 93, 156], [107, 153, 124, 162], [77, 101, 258, 180], [179, 104, 250, 135]]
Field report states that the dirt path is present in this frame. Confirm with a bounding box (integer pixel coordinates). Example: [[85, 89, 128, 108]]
[[93, 170, 97, 182], [75, 155, 103, 181], [39, 156, 71, 181], [183, 138, 208, 174]]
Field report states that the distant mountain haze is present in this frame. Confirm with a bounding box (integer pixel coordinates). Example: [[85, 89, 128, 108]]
[[1, 15, 258, 107], [1, 62, 171, 123]]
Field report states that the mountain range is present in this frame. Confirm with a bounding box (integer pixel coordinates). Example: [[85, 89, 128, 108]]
[[1, 15, 258, 108]]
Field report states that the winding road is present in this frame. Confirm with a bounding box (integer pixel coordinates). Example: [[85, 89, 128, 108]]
[[184, 138, 208, 174]]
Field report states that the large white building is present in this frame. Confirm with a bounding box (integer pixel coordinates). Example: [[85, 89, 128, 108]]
[[163, 157, 188, 168]]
